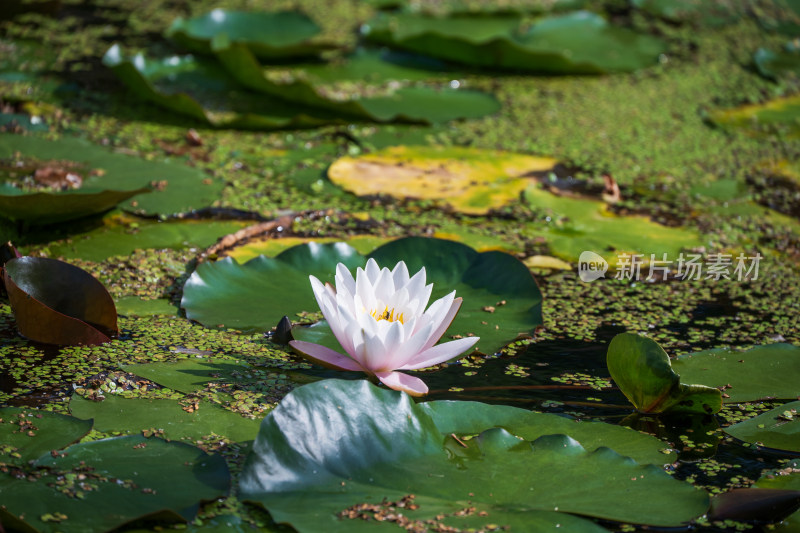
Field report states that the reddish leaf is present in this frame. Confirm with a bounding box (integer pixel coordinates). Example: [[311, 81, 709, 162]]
[[3, 257, 117, 345], [709, 488, 800, 523]]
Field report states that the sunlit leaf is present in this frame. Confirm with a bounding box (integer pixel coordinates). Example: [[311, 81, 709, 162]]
[[606, 333, 723, 414], [364, 11, 666, 73], [166, 10, 335, 60], [672, 343, 800, 403], [0, 407, 92, 466], [240, 379, 708, 532]]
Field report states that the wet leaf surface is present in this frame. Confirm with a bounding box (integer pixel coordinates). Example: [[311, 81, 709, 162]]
[[4, 256, 117, 345], [0, 406, 92, 465], [241, 379, 708, 531]]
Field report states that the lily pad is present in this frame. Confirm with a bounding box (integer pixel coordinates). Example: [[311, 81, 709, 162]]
[[363, 11, 666, 73], [606, 333, 723, 414], [755, 459, 800, 531], [631, 0, 742, 26], [0, 435, 229, 533], [122, 359, 257, 394], [240, 379, 708, 532], [46, 214, 249, 262], [114, 296, 178, 317], [103, 45, 335, 130], [708, 95, 800, 138], [225, 235, 394, 264], [724, 400, 800, 453], [523, 184, 702, 265], [0, 407, 92, 466], [672, 344, 800, 403], [182, 237, 543, 355], [328, 145, 559, 214], [4, 256, 117, 345], [755, 44, 800, 80], [166, 9, 335, 60], [70, 393, 262, 443], [0, 133, 224, 218], [211, 37, 500, 124]]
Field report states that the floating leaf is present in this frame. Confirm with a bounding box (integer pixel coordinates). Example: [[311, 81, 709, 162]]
[[47, 215, 249, 262], [122, 359, 257, 394], [183, 237, 543, 355], [166, 9, 335, 60], [114, 296, 178, 317], [755, 459, 800, 530], [708, 95, 800, 138], [0, 407, 92, 466], [524, 184, 702, 265], [240, 379, 708, 532], [671, 344, 800, 403], [327, 145, 558, 214], [724, 400, 800, 453], [4, 256, 117, 345], [102, 45, 333, 130], [755, 44, 800, 80], [225, 235, 393, 264], [607, 333, 723, 414], [212, 38, 500, 124], [0, 133, 224, 218], [363, 11, 666, 73], [0, 435, 229, 533], [70, 393, 262, 443]]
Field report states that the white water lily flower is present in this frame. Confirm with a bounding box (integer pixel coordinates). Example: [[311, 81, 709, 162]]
[[289, 258, 479, 396]]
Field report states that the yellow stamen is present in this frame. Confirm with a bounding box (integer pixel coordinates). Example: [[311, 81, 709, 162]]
[[370, 306, 404, 324]]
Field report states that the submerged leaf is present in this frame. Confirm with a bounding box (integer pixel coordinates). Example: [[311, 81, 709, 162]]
[[606, 333, 723, 414], [4, 256, 117, 345]]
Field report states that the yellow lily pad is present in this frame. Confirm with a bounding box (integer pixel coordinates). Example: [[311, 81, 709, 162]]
[[523, 255, 573, 270], [327, 145, 559, 214], [227, 235, 393, 264], [708, 95, 800, 138], [523, 185, 702, 267]]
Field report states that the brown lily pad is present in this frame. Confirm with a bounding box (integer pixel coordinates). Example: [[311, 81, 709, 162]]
[[3, 256, 117, 345]]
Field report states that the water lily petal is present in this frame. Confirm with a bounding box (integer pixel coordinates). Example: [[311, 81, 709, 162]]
[[373, 266, 397, 303], [289, 340, 364, 372], [375, 370, 429, 396], [364, 258, 381, 284], [334, 263, 355, 296], [421, 294, 461, 352], [361, 327, 391, 371], [386, 320, 434, 369], [391, 261, 410, 288], [398, 335, 479, 370]]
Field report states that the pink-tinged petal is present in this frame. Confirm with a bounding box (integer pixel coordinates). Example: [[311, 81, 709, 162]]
[[289, 340, 365, 372], [375, 371, 429, 396], [386, 320, 434, 369], [391, 261, 410, 287], [421, 295, 462, 352], [398, 336, 479, 370], [375, 319, 408, 370]]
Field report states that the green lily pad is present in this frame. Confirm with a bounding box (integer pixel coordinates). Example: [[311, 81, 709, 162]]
[[211, 37, 500, 124], [182, 237, 543, 355], [0, 133, 224, 218], [327, 145, 559, 214], [70, 393, 262, 443], [0, 407, 92, 466], [724, 400, 800, 453], [225, 235, 393, 264], [47, 215, 249, 262], [708, 95, 800, 138], [755, 44, 800, 80], [103, 45, 335, 130], [523, 185, 702, 266], [122, 359, 257, 394], [363, 11, 666, 74], [240, 379, 708, 532], [114, 296, 178, 316], [672, 344, 800, 403], [166, 10, 335, 60], [0, 435, 229, 533], [607, 333, 723, 414], [755, 459, 800, 531]]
